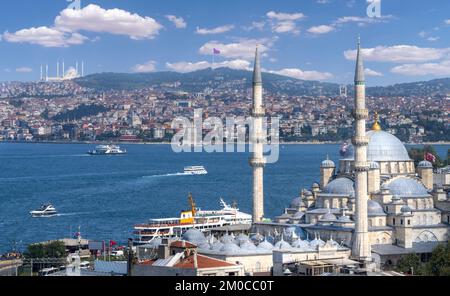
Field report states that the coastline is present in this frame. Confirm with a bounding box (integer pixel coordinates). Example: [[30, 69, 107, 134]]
[[1, 140, 449, 146]]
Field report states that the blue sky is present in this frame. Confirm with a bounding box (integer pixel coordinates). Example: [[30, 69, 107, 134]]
[[0, 0, 449, 85]]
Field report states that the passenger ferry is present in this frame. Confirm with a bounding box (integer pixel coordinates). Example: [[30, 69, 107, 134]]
[[133, 194, 252, 244], [87, 145, 127, 155], [184, 166, 208, 175]]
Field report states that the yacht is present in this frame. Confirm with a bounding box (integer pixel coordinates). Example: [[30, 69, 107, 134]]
[[184, 166, 208, 175], [133, 194, 252, 244], [88, 145, 127, 155], [30, 204, 58, 218]]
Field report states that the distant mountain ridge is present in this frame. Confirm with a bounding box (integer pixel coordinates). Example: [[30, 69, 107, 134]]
[[74, 68, 450, 97]]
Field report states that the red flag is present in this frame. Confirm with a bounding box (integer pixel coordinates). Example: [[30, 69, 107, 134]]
[[110, 240, 117, 247], [425, 152, 436, 163]]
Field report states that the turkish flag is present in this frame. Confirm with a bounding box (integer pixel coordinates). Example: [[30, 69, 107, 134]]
[[425, 152, 436, 163], [110, 240, 117, 247]]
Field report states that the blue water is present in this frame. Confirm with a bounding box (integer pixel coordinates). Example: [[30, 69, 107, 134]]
[[0, 142, 448, 253]]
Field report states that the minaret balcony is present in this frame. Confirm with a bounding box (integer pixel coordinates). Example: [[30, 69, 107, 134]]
[[353, 109, 369, 120], [352, 136, 369, 146], [251, 110, 266, 118], [249, 158, 266, 167]]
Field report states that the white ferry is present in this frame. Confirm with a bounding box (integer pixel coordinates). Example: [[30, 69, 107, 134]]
[[184, 166, 208, 175], [30, 204, 58, 218], [88, 145, 127, 155], [133, 194, 252, 244]]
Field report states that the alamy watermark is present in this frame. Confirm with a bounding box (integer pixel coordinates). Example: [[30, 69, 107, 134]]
[[170, 109, 280, 164], [66, 0, 81, 10], [367, 0, 381, 18]]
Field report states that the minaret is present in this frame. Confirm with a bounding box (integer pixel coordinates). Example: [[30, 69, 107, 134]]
[[249, 47, 266, 222], [57, 60, 60, 78], [351, 37, 371, 260]]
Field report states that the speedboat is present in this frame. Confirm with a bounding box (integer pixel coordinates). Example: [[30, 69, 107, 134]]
[[30, 204, 58, 217], [184, 166, 208, 175], [88, 145, 127, 155]]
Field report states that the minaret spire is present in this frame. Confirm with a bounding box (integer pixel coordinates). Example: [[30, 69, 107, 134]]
[[250, 46, 266, 223], [351, 36, 371, 261]]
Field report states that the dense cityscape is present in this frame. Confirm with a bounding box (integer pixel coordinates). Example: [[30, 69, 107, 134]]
[[0, 75, 449, 144]]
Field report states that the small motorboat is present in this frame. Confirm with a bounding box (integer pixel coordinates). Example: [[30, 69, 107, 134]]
[[30, 204, 58, 217]]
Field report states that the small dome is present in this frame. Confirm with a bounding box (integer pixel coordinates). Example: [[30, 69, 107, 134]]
[[220, 242, 241, 253], [320, 212, 337, 222], [312, 183, 320, 189], [324, 178, 355, 195], [220, 234, 235, 244], [418, 161, 433, 168], [369, 162, 380, 170], [235, 233, 250, 245], [292, 211, 305, 219], [401, 205, 412, 213], [182, 229, 207, 244], [310, 238, 326, 249], [387, 177, 429, 197], [210, 241, 224, 251], [368, 200, 386, 216], [257, 240, 274, 250], [321, 159, 336, 168], [240, 241, 257, 251], [291, 239, 310, 249], [290, 197, 306, 208], [274, 239, 292, 250], [337, 215, 353, 223]]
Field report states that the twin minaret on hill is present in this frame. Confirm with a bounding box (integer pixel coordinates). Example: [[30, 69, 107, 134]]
[[249, 38, 371, 260]]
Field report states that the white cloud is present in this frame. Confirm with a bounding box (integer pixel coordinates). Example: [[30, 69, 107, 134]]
[[269, 68, 333, 81], [199, 38, 275, 60], [266, 11, 305, 21], [166, 59, 251, 73], [365, 68, 383, 76], [16, 67, 33, 73], [335, 15, 392, 26], [307, 25, 335, 34], [54, 4, 163, 40], [166, 15, 187, 29], [243, 21, 265, 31], [131, 61, 157, 73], [391, 60, 450, 76], [317, 0, 330, 4], [266, 11, 304, 34], [445, 19, 450, 25], [2, 26, 87, 47], [344, 45, 450, 63], [195, 25, 234, 35]]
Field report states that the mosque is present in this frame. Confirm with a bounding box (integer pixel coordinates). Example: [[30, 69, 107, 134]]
[[254, 38, 450, 269], [135, 39, 449, 276]]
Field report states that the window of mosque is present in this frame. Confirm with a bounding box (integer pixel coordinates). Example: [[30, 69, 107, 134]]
[[393, 218, 396, 225], [369, 220, 373, 227], [379, 219, 383, 226], [401, 219, 404, 225], [447, 216, 449, 224], [386, 206, 388, 212], [408, 220, 411, 225]]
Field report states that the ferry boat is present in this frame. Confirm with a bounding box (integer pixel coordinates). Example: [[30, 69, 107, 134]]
[[184, 166, 208, 175], [30, 204, 58, 217], [87, 145, 127, 155], [133, 194, 252, 244]]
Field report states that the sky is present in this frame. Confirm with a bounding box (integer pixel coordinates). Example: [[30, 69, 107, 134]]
[[0, 0, 449, 86]]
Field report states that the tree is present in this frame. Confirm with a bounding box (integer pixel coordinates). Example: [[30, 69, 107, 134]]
[[422, 242, 450, 276], [395, 253, 422, 275], [408, 145, 444, 168], [25, 241, 66, 259]]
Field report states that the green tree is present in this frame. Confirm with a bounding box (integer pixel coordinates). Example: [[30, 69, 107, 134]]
[[423, 242, 450, 276], [395, 253, 422, 275], [408, 145, 444, 168], [25, 241, 66, 259]]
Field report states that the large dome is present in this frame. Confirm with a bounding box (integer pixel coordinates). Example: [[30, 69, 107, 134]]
[[323, 177, 355, 195], [343, 131, 410, 161], [386, 177, 429, 197]]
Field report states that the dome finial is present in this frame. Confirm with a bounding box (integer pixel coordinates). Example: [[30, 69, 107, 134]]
[[372, 111, 382, 131]]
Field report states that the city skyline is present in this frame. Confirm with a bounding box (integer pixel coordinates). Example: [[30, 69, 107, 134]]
[[0, 0, 449, 85]]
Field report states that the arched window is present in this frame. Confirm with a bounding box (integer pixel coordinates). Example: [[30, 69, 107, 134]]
[[417, 216, 421, 225], [369, 220, 373, 227], [379, 219, 383, 226]]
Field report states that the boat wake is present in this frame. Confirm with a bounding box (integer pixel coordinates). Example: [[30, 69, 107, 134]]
[[142, 172, 191, 179]]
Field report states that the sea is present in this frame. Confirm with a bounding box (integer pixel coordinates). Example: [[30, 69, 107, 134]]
[[0, 142, 448, 253]]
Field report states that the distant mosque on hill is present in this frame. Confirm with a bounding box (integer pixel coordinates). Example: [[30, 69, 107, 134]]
[[251, 37, 450, 267]]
